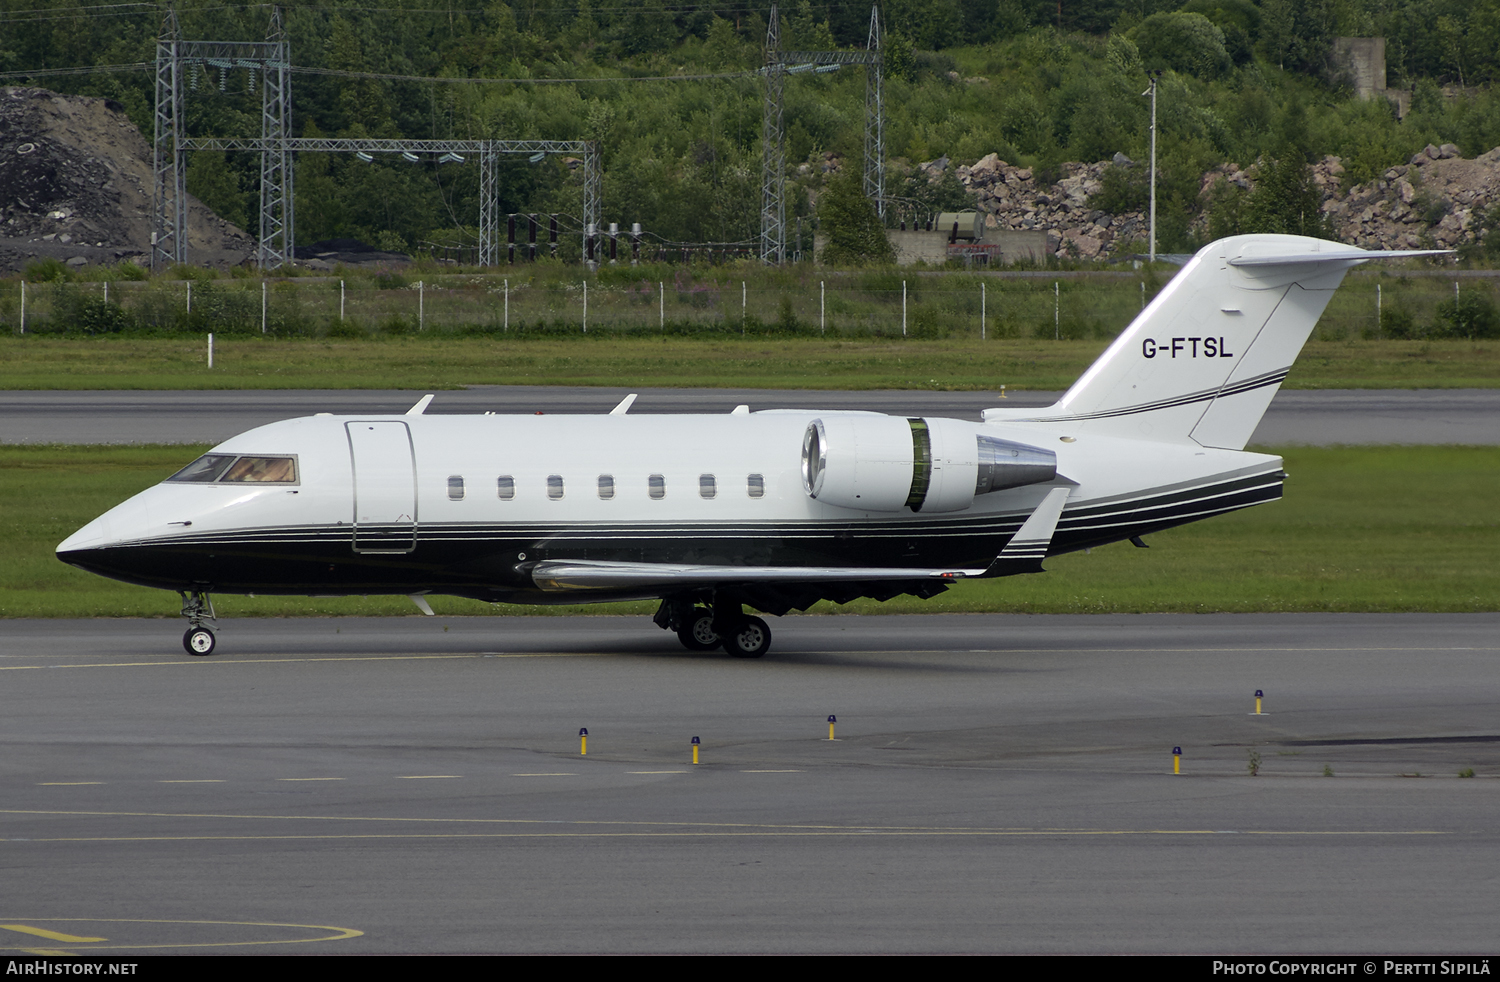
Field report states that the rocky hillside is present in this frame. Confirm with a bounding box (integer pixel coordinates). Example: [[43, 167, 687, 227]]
[[944, 144, 1500, 260], [0, 87, 254, 275], [1326, 144, 1500, 251]]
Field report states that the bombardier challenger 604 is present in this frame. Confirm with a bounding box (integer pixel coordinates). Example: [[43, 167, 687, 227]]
[[58, 235, 1436, 657]]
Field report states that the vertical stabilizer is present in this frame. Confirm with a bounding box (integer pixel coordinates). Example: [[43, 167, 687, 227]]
[[994, 235, 1443, 449]]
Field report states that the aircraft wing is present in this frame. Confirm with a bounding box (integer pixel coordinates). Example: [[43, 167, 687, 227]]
[[529, 561, 983, 592], [531, 488, 1075, 593]]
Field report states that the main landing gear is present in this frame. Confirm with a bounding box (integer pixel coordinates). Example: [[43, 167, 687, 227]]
[[655, 597, 772, 659], [179, 589, 217, 656]]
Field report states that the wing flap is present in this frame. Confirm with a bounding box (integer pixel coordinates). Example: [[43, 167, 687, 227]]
[[530, 560, 983, 593]]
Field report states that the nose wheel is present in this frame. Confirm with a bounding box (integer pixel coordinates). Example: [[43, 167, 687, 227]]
[[178, 589, 219, 656], [183, 626, 217, 656]]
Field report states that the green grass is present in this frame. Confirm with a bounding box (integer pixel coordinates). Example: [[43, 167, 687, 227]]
[[6, 444, 1495, 619], [2, 335, 1499, 391]]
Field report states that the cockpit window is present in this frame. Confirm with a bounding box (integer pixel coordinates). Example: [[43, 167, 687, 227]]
[[166, 454, 235, 483], [221, 456, 298, 483], [166, 454, 298, 485]]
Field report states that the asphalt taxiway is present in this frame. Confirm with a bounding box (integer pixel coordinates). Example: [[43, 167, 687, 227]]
[[3, 613, 1498, 954], [2, 387, 1497, 445]]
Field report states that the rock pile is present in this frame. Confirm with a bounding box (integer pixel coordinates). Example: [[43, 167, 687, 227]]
[[0, 86, 253, 274], [948, 152, 1147, 259], [930, 143, 1500, 260], [1324, 144, 1500, 251]]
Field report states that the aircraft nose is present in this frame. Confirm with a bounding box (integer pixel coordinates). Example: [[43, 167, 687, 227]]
[[56, 493, 153, 558]]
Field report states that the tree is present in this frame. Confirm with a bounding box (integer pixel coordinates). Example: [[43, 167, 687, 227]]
[[1208, 151, 1333, 240], [1131, 12, 1231, 80], [817, 169, 894, 267]]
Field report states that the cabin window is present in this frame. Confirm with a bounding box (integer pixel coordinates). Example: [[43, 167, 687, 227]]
[[447, 475, 465, 501], [747, 473, 765, 498], [598, 474, 615, 500], [547, 475, 565, 500], [497, 475, 515, 500], [648, 474, 665, 499], [699, 474, 716, 499]]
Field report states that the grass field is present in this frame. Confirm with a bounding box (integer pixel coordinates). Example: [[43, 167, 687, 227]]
[[3, 336, 1499, 391], [5, 444, 1495, 619]]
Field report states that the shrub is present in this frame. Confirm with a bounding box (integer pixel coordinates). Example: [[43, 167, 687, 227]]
[[73, 296, 135, 334], [23, 258, 70, 282], [1433, 292, 1500, 339]]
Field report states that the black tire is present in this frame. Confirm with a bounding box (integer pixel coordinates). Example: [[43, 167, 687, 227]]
[[183, 627, 216, 656], [722, 616, 771, 659], [677, 609, 720, 651]]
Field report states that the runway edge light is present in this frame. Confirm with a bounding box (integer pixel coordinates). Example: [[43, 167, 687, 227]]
[[1252, 689, 1266, 715], [579, 727, 588, 756], [827, 715, 837, 741], [691, 735, 700, 765], [1173, 746, 1182, 775]]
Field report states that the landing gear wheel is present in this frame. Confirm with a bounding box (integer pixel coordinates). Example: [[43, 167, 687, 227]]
[[677, 609, 720, 651], [722, 616, 771, 659], [183, 627, 216, 657]]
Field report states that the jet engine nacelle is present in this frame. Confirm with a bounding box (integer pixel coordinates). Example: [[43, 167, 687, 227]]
[[801, 416, 1057, 513]]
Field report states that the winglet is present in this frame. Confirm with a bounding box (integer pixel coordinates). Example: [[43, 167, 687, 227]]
[[408, 594, 435, 615], [609, 393, 638, 415], [983, 487, 1070, 577], [406, 394, 435, 416]]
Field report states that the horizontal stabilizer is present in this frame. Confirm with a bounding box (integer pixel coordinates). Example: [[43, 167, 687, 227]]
[[1227, 248, 1448, 266], [530, 560, 984, 593], [983, 487, 1070, 577]]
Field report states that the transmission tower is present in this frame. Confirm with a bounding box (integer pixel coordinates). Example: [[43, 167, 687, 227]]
[[150, 7, 184, 270], [258, 6, 293, 269], [760, 4, 885, 264], [151, 5, 291, 269], [759, 5, 786, 265], [863, 7, 885, 220]]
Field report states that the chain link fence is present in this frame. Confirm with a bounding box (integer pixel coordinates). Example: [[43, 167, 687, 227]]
[[1, 270, 1495, 341]]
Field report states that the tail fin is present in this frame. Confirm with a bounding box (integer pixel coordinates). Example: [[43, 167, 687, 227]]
[[994, 235, 1442, 449]]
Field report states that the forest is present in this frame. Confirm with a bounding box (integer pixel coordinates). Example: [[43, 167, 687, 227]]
[[5, 0, 1500, 256]]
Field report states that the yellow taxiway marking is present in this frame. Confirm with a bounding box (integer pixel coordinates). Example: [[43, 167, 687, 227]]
[[277, 778, 343, 782], [0, 808, 1451, 840], [0, 652, 611, 671], [0, 925, 108, 943], [0, 919, 361, 951], [0, 830, 1455, 843], [37, 782, 102, 786], [1, 645, 1494, 674]]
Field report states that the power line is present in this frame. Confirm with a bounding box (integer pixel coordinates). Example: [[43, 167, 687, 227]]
[[290, 65, 762, 85], [0, 63, 151, 79]]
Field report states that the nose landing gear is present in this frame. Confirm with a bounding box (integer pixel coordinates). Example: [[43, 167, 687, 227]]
[[179, 590, 217, 656]]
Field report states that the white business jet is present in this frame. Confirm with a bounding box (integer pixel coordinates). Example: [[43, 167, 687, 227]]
[[57, 234, 1437, 657]]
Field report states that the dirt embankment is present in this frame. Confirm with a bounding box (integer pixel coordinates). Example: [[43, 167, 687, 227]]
[[0, 86, 254, 275]]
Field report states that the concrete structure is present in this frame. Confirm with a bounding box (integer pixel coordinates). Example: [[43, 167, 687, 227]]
[[814, 228, 1049, 267], [1333, 37, 1408, 117]]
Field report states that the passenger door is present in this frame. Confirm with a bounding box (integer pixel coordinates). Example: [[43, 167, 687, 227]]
[[346, 421, 417, 553]]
